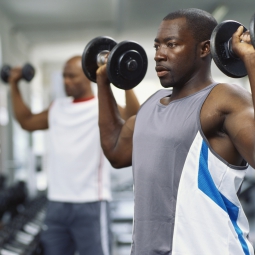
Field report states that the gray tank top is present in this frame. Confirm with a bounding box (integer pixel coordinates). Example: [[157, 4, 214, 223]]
[[131, 83, 218, 254]]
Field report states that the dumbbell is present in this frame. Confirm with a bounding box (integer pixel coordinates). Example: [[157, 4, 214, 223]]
[[210, 13, 255, 78], [82, 36, 148, 90], [0, 63, 35, 83]]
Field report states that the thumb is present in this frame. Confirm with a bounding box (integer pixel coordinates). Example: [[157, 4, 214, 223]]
[[232, 26, 244, 44]]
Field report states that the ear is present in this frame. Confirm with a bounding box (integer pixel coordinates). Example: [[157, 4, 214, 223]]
[[200, 40, 211, 58]]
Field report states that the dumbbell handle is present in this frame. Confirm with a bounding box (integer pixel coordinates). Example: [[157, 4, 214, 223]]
[[97, 50, 109, 67], [224, 38, 239, 59]]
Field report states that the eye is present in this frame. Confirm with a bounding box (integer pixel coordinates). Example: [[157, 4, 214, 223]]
[[153, 44, 159, 51], [68, 74, 76, 79], [167, 42, 176, 48]]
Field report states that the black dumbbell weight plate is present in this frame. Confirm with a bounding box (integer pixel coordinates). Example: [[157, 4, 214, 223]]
[[250, 13, 255, 48], [107, 41, 148, 90], [22, 64, 35, 82], [211, 20, 247, 78], [1, 65, 11, 83], [82, 36, 117, 83]]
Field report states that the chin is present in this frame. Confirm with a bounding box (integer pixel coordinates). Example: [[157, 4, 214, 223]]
[[161, 84, 173, 88], [65, 91, 72, 97], [160, 81, 174, 88], [159, 77, 175, 88]]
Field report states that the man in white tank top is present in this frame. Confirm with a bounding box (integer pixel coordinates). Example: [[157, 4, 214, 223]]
[[8, 56, 140, 255]]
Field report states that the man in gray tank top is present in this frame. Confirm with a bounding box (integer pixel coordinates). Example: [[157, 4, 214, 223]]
[[95, 8, 255, 255]]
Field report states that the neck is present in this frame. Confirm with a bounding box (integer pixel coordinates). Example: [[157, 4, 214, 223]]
[[73, 91, 95, 102], [171, 66, 213, 101]]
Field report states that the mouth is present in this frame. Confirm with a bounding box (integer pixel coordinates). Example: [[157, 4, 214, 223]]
[[155, 65, 169, 77]]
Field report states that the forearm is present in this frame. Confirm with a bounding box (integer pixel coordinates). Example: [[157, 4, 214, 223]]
[[10, 82, 33, 126], [124, 89, 140, 119], [97, 80, 125, 158]]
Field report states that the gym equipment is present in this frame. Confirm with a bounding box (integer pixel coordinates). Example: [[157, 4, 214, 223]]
[[0, 195, 46, 255], [82, 36, 148, 90], [210, 14, 255, 78], [0, 63, 35, 83], [82, 36, 117, 83]]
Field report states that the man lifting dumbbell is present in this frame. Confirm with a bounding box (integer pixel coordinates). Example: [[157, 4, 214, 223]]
[[8, 56, 140, 255], [89, 8, 255, 255]]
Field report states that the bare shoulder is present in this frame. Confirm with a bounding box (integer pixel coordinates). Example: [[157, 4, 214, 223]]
[[201, 82, 252, 133], [207, 83, 252, 111]]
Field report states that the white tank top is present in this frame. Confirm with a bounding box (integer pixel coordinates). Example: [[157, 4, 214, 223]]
[[47, 97, 112, 203]]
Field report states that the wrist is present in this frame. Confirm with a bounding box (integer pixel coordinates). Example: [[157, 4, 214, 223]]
[[9, 81, 19, 88], [96, 76, 111, 87], [242, 52, 255, 64]]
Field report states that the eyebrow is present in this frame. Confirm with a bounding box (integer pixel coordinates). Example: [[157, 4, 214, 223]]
[[154, 36, 181, 43]]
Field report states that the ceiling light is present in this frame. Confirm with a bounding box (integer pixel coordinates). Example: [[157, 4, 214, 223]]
[[212, 5, 229, 23]]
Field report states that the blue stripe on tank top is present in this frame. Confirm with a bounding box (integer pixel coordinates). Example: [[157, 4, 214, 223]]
[[198, 140, 249, 255]]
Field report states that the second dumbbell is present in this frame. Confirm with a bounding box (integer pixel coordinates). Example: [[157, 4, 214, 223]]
[[210, 13, 255, 78], [0, 63, 35, 84]]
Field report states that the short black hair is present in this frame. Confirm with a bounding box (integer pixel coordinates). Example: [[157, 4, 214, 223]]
[[163, 8, 218, 43]]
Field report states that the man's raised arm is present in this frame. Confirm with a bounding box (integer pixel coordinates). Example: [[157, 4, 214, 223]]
[[231, 27, 255, 104], [9, 67, 49, 131], [96, 64, 135, 168], [223, 27, 255, 168]]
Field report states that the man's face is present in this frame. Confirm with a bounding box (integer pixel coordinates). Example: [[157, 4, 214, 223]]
[[154, 17, 199, 88], [63, 59, 89, 98]]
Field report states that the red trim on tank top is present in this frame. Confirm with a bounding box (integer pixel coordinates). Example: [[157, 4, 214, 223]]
[[73, 96, 95, 103]]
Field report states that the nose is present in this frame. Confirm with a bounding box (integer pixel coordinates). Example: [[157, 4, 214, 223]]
[[64, 76, 71, 87], [154, 45, 167, 62], [64, 79, 72, 94]]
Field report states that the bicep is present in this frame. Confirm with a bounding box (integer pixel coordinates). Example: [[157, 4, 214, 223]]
[[225, 103, 255, 167], [22, 109, 49, 131]]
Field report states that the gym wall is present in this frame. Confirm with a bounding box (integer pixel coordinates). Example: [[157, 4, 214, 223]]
[[0, 7, 32, 187]]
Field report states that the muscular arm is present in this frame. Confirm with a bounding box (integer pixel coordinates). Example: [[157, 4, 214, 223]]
[[232, 27, 255, 106], [96, 65, 134, 168], [223, 27, 255, 167], [9, 68, 49, 131]]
